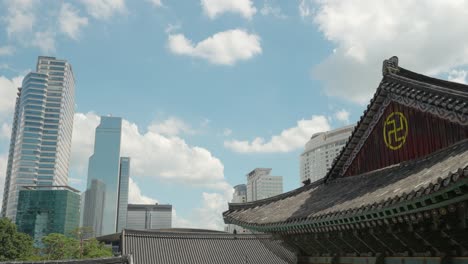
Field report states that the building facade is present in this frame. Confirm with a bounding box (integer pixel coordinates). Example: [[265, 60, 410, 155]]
[[117, 157, 130, 232], [126, 204, 172, 230], [225, 184, 249, 233], [299, 125, 353, 184], [1, 56, 75, 220], [82, 116, 129, 237], [246, 168, 283, 202], [15, 186, 80, 245], [232, 184, 246, 203]]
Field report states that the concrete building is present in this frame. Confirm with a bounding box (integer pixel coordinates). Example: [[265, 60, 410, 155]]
[[15, 186, 80, 245], [225, 184, 249, 234], [232, 184, 247, 203], [300, 125, 354, 184], [1, 56, 75, 220], [82, 116, 129, 237], [126, 204, 172, 230], [246, 168, 283, 202]]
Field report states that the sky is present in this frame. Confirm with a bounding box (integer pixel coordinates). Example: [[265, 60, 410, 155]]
[[1, 0, 468, 230]]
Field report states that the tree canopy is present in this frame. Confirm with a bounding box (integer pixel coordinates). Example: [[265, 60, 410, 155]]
[[41, 228, 113, 260], [0, 217, 35, 261], [0, 220, 113, 261]]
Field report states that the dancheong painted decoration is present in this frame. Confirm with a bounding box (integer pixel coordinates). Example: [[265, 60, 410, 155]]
[[223, 57, 468, 264]]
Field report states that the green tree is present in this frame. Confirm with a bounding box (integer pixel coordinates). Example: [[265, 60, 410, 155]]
[[42, 233, 78, 260], [42, 227, 113, 260], [0, 217, 35, 261], [81, 238, 113, 259]]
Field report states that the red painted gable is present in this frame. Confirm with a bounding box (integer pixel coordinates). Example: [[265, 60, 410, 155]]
[[344, 101, 468, 177]]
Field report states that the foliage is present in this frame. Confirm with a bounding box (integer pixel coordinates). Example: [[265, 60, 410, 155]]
[[0, 217, 35, 261], [42, 233, 79, 260], [41, 227, 113, 260], [81, 238, 113, 259]]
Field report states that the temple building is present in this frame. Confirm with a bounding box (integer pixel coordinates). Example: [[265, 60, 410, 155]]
[[223, 57, 468, 264]]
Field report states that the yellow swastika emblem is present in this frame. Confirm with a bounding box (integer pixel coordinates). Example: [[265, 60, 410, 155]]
[[383, 112, 408, 150]]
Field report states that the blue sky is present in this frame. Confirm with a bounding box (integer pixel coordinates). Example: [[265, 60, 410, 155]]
[[1, 0, 468, 229]]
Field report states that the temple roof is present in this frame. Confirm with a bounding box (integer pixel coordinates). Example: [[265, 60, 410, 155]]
[[223, 57, 468, 231], [121, 229, 296, 264], [224, 140, 468, 229]]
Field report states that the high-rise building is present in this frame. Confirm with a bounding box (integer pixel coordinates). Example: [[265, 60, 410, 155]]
[[82, 116, 129, 237], [15, 186, 80, 245], [126, 204, 172, 230], [246, 168, 283, 202], [300, 125, 354, 184], [117, 157, 130, 232], [225, 184, 249, 234], [232, 184, 246, 203], [1, 56, 75, 220]]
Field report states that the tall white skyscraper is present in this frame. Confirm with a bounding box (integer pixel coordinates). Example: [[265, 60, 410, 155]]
[[300, 125, 354, 184], [1, 56, 75, 220], [246, 168, 283, 202]]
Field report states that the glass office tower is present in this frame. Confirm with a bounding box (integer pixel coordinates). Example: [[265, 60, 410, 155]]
[[117, 157, 130, 232], [1, 56, 75, 220], [82, 116, 129, 237], [16, 186, 80, 246]]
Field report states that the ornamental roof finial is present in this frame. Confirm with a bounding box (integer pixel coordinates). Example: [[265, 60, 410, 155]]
[[382, 56, 399, 76]]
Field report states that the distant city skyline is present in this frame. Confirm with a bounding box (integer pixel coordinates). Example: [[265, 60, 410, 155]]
[[1, 1, 468, 231]]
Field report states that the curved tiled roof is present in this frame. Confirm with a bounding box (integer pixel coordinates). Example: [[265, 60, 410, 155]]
[[225, 138, 468, 232], [0, 256, 131, 264], [121, 229, 296, 264]]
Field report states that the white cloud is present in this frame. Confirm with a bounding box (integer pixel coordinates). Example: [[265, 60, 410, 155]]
[[224, 115, 331, 153], [172, 209, 195, 228], [128, 178, 158, 204], [147, 0, 162, 7], [165, 23, 181, 34], [223, 128, 232, 137], [201, 0, 256, 19], [167, 29, 262, 65], [1, 124, 11, 140], [260, 1, 286, 19], [0, 153, 7, 212], [0, 46, 15, 56], [0, 76, 22, 119], [32, 31, 56, 53], [299, 0, 311, 18], [4, 0, 35, 37], [448, 69, 467, 84], [308, 0, 468, 104], [148, 117, 194, 136], [193, 192, 229, 230], [81, 0, 126, 20], [70, 112, 100, 175], [59, 3, 89, 40], [334, 109, 350, 124]]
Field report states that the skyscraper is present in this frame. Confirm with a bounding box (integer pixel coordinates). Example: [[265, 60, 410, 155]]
[[117, 157, 130, 232], [82, 116, 129, 237], [246, 168, 283, 202], [1, 56, 75, 220]]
